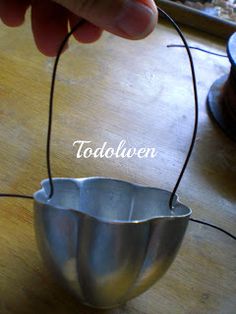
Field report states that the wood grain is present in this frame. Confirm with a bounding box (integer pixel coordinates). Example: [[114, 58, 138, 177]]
[[0, 14, 236, 314]]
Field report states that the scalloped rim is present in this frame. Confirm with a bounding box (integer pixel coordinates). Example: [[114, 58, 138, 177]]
[[33, 177, 192, 224]]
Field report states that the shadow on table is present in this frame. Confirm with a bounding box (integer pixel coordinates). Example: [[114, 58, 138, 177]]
[[197, 118, 236, 204], [10, 264, 127, 314]]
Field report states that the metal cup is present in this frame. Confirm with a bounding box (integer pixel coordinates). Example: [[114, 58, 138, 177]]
[[34, 177, 191, 309]]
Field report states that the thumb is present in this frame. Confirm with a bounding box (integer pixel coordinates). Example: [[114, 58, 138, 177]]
[[54, 0, 158, 39]]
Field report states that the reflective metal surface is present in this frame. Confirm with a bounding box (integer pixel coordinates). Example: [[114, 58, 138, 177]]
[[34, 177, 191, 309]]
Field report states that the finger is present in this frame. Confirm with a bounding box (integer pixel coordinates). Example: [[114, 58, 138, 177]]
[[0, 0, 30, 27], [31, 0, 69, 56], [69, 13, 103, 44], [54, 0, 158, 40]]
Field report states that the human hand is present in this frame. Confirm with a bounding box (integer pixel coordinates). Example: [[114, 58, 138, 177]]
[[0, 0, 158, 56]]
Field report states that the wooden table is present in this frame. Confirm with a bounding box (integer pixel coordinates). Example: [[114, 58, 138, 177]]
[[0, 14, 235, 314]]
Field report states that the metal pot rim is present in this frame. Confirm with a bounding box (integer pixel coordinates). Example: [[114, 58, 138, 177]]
[[34, 177, 192, 224]]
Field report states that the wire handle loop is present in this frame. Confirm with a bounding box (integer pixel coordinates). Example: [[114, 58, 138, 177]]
[[1, 8, 235, 241], [46, 9, 199, 210]]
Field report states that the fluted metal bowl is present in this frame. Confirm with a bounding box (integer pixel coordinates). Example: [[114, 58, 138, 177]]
[[33, 177, 191, 309]]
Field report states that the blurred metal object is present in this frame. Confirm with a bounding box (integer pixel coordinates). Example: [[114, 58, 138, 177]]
[[34, 177, 191, 309], [207, 32, 236, 142], [157, 0, 236, 39]]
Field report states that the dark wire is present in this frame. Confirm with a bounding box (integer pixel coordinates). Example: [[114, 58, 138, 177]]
[[0, 194, 33, 199], [167, 44, 228, 58], [157, 7, 199, 210], [0, 11, 235, 241], [190, 218, 236, 240], [46, 19, 86, 199]]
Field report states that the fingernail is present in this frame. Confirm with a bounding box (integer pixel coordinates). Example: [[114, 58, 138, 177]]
[[116, 1, 156, 38]]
